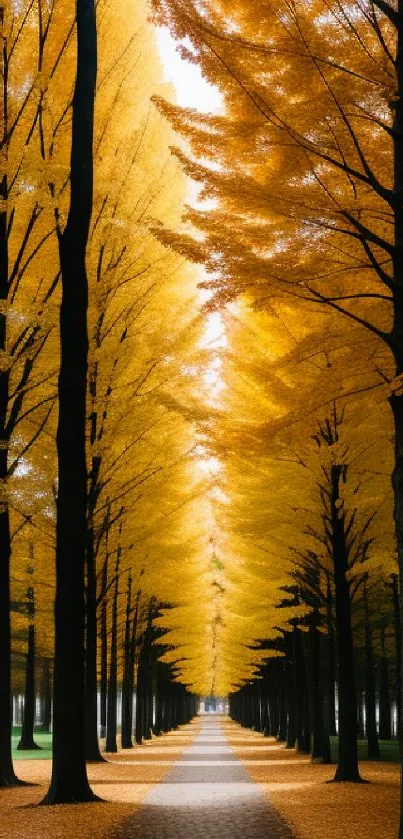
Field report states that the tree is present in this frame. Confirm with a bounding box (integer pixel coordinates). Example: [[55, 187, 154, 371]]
[[42, 0, 98, 804], [199, 301, 394, 775], [150, 0, 403, 790], [0, 0, 68, 786]]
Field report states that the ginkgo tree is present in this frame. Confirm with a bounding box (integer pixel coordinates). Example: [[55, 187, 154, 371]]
[[150, 0, 403, 774]]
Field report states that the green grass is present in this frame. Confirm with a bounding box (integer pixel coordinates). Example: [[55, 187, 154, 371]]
[[12, 726, 52, 760], [329, 736, 399, 763]]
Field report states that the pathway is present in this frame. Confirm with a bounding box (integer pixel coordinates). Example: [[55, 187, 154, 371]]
[[113, 716, 295, 838]]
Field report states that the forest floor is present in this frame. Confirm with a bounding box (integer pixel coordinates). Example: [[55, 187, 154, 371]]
[[227, 724, 399, 839], [0, 722, 199, 839], [1, 717, 399, 839]]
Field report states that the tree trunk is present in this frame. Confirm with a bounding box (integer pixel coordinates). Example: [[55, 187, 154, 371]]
[[319, 630, 332, 764], [253, 684, 262, 731], [17, 623, 41, 751], [379, 623, 392, 741], [364, 583, 380, 759], [105, 551, 120, 753], [295, 629, 310, 753], [268, 667, 279, 737], [121, 577, 136, 749], [85, 519, 105, 761], [135, 601, 154, 743], [331, 464, 362, 782], [285, 661, 296, 749], [390, 393, 403, 835], [307, 619, 328, 763], [135, 671, 145, 745], [99, 555, 108, 738], [277, 664, 287, 742], [153, 659, 164, 736], [162, 677, 172, 732], [261, 675, 270, 736], [326, 573, 337, 736], [143, 607, 154, 740], [0, 499, 20, 783], [40, 659, 52, 733], [144, 662, 153, 740], [42, 0, 98, 804], [0, 10, 21, 784]]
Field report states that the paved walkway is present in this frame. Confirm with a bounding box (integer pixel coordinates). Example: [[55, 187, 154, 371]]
[[114, 717, 295, 838]]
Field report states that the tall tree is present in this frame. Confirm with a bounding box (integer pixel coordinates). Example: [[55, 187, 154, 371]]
[[43, 0, 97, 804]]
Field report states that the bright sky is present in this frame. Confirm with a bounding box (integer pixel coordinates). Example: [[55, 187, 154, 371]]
[[156, 26, 226, 429], [156, 27, 222, 113]]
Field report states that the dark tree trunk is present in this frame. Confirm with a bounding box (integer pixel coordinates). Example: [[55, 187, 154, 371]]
[[379, 623, 392, 740], [105, 551, 120, 753], [390, 394, 403, 836], [144, 655, 153, 740], [0, 14, 21, 784], [162, 678, 172, 732], [99, 555, 108, 738], [154, 659, 164, 736], [0, 513, 24, 778], [277, 664, 287, 741], [364, 583, 380, 759], [171, 685, 179, 729], [285, 653, 296, 749], [42, 0, 98, 804], [326, 574, 337, 736], [319, 630, 332, 764], [121, 574, 133, 748], [253, 684, 261, 731], [0, 458, 18, 787], [245, 688, 250, 728], [85, 519, 105, 761], [135, 666, 145, 745], [391, 573, 401, 743], [144, 606, 154, 740], [307, 618, 328, 763], [260, 675, 270, 736], [331, 464, 362, 782], [135, 601, 154, 743], [121, 579, 140, 749], [295, 629, 309, 753], [17, 623, 41, 751], [268, 667, 279, 737], [40, 659, 52, 733]]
